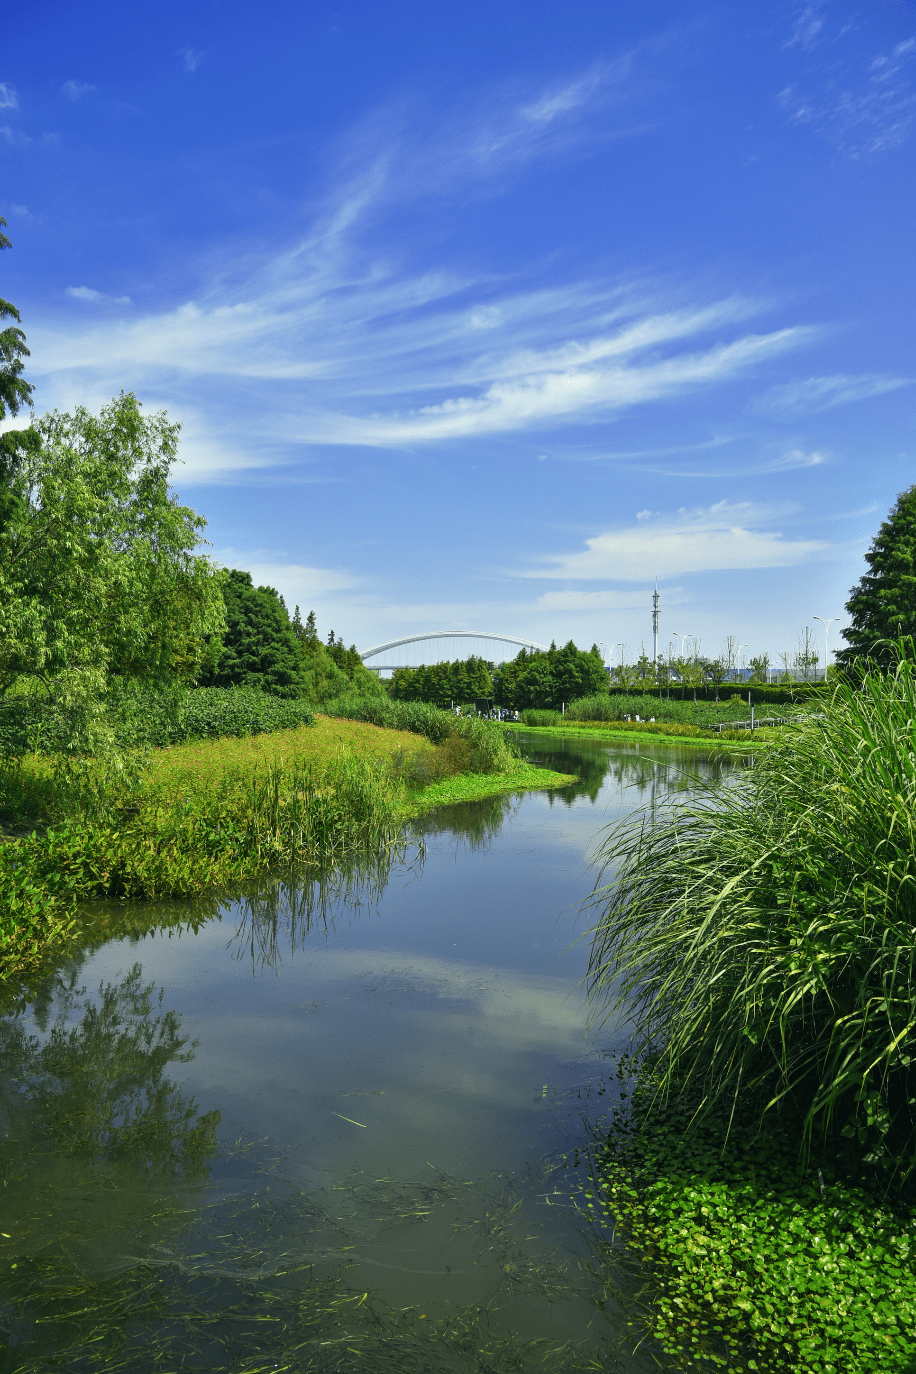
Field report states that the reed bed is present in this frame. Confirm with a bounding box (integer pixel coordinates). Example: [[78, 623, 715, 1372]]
[[588, 657, 916, 1167]]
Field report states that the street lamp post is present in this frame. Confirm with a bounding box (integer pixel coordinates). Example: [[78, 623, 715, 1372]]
[[672, 632, 692, 699], [813, 616, 839, 681]]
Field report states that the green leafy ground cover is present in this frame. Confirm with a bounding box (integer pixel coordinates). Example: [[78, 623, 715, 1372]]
[[579, 1065, 916, 1373], [0, 684, 316, 756]]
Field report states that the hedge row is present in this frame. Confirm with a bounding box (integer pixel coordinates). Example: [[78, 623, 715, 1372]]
[[0, 686, 316, 757]]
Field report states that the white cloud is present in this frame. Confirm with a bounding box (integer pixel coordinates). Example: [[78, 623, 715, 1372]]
[[209, 553, 361, 608], [753, 373, 912, 414], [20, 64, 817, 474], [783, 4, 826, 50], [519, 501, 829, 582], [778, 24, 916, 156], [181, 48, 204, 73], [764, 448, 827, 471], [535, 589, 649, 611], [65, 285, 133, 305], [9, 203, 30, 218], [62, 80, 95, 101], [0, 126, 30, 148], [0, 83, 18, 110]]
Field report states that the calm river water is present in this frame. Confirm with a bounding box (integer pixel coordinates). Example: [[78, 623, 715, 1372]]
[[0, 733, 737, 1373]]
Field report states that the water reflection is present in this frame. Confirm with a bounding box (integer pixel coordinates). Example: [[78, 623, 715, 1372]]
[[0, 735, 735, 1372], [228, 850, 424, 970], [517, 731, 739, 806], [410, 788, 520, 849]]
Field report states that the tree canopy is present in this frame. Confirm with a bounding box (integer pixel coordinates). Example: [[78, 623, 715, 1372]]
[[493, 640, 606, 709], [200, 570, 306, 698], [0, 393, 226, 703], [837, 484, 916, 668], [0, 217, 34, 422]]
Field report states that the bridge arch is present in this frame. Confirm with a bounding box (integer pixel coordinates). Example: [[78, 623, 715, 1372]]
[[360, 630, 548, 670]]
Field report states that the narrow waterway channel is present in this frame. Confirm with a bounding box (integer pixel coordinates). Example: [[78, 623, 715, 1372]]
[[1, 734, 739, 1372]]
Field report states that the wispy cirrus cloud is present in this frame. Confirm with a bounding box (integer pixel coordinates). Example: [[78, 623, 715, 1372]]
[[25, 62, 815, 471], [778, 20, 916, 156], [66, 285, 133, 305], [753, 373, 912, 415], [62, 80, 95, 101], [518, 501, 829, 582], [0, 83, 18, 109]]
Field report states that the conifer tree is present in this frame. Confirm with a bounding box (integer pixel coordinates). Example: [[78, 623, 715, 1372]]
[[837, 485, 916, 668]]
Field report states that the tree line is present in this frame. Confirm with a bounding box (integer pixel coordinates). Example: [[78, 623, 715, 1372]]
[[392, 641, 607, 710]]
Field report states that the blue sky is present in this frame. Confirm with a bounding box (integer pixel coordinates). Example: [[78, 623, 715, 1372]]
[[3, 0, 915, 667]]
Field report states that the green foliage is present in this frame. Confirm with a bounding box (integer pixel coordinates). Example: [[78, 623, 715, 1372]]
[[839, 484, 916, 668], [0, 684, 315, 758], [0, 217, 34, 420], [292, 607, 384, 702], [391, 655, 493, 706], [588, 654, 916, 1166], [494, 641, 606, 710], [0, 393, 226, 733], [200, 569, 304, 697], [565, 692, 802, 725], [519, 709, 564, 727], [586, 1059, 916, 1373], [324, 694, 519, 773], [0, 749, 407, 986]]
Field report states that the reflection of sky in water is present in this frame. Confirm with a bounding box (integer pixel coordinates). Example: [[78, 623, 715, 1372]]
[[2, 737, 732, 1370]]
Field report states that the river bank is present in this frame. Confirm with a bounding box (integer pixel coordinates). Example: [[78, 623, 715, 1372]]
[[0, 716, 575, 984], [504, 718, 775, 749]]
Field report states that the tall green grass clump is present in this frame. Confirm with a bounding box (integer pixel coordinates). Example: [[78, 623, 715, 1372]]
[[588, 654, 916, 1170], [324, 694, 519, 774], [566, 692, 798, 727], [519, 709, 563, 728], [0, 752, 405, 982]]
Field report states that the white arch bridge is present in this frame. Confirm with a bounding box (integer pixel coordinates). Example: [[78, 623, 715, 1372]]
[[360, 631, 549, 673]]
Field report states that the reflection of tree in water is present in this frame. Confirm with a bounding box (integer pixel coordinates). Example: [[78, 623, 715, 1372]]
[[409, 789, 520, 851], [227, 844, 424, 971], [0, 963, 220, 1354], [522, 738, 740, 807]]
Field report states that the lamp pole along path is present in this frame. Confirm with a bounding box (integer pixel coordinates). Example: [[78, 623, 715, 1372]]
[[813, 616, 839, 681]]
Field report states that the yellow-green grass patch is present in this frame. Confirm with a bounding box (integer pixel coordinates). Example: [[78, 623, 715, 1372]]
[[398, 761, 577, 816]]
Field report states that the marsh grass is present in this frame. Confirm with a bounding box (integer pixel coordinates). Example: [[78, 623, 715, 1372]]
[[566, 692, 812, 727], [324, 694, 521, 773], [588, 654, 916, 1172]]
